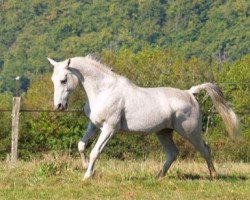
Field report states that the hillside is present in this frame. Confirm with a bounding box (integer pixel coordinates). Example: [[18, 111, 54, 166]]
[[0, 0, 249, 93]]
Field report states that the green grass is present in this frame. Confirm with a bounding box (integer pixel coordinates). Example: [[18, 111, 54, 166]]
[[0, 155, 249, 200]]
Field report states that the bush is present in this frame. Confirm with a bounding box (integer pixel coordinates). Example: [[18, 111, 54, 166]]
[[0, 49, 249, 162]]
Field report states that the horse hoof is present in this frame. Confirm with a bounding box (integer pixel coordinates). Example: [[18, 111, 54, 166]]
[[156, 171, 164, 180], [210, 171, 218, 180], [82, 170, 95, 181], [82, 175, 91, 181], [82, 176, 89, 181]]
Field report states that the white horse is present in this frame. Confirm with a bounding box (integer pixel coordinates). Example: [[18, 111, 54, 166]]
[[48, 56, 238, 180]]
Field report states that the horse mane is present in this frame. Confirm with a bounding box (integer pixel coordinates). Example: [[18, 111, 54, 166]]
[[83, 55, 116, 77]]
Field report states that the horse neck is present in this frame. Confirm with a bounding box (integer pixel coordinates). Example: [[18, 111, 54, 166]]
[[72, 60, 116, 102]]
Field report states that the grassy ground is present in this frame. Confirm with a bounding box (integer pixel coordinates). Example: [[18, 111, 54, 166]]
[[0, 155, 249, 200]]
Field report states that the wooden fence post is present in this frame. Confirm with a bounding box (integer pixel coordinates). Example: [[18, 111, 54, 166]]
[[11, 97, 21, 166]]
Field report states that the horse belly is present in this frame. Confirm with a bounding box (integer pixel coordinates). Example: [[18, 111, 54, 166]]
[[120, 106, 172, 133]]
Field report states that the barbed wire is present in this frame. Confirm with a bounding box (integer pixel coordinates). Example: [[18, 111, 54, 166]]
[[0, 109, 83, 113], [0, 109, 249, 115]]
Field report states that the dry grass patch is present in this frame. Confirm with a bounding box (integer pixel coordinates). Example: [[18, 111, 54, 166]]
[[0, 156, 249, 200]]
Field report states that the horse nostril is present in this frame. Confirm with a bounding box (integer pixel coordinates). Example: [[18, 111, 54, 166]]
[[58, 103, 62, 110]]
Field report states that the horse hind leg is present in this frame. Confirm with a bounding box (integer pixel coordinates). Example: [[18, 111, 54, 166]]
[[203, 141, 218, 179], [156, 129, 179, 178], [191, 136, 218, 179], [177, 127, 217, 179]]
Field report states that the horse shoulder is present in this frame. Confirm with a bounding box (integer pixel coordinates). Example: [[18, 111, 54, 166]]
[[89, 90, 124, 128]]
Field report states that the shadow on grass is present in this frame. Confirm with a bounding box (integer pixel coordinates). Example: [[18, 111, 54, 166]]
[[168, 172, 248, 181], [115, 171, 248, 182]]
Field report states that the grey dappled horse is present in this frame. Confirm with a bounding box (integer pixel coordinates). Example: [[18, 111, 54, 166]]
[[48, 56, 238, 180]]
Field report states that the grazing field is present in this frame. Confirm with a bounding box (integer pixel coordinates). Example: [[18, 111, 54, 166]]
[[0, 156, 249, 200]]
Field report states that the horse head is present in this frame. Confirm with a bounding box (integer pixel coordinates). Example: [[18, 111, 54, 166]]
[[48, 58, 78, 110]]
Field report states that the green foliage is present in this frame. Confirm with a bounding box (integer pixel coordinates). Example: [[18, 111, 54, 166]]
[[0, 0, 249, 92], [35, 159, 70, 177], [36, 162, 58, 177], [0, 92, 12, 159], [18, 112, 88, 159]]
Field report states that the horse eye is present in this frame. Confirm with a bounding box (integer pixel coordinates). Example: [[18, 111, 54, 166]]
[[61, 79, 67, 84]]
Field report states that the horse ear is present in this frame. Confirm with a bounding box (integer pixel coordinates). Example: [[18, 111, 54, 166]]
[[66, 59, 71, 68], [63, 59, 71, 69], [47, 58, 57, 66]]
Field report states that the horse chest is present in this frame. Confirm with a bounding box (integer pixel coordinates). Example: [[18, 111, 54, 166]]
[[89, 98, 124, 128]]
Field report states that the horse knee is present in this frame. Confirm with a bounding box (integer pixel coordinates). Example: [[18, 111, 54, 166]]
[[78, 141, 86, 153], [89, 149, 99, 161]]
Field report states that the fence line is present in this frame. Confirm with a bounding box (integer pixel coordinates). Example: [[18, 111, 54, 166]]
[[0, 109, 83, 113], [0, 109, 249, 115], [1, 96, 249, 166]]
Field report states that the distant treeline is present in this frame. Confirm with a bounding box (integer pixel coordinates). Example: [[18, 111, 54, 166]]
[[0, 0, 249, 93]]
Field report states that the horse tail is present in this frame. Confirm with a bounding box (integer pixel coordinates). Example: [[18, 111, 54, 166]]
[[189, 83, 239, 138]]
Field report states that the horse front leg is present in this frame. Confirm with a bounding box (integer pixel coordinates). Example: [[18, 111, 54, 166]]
[[83, 123, 116, 180], [78, 122, 98, 169]]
